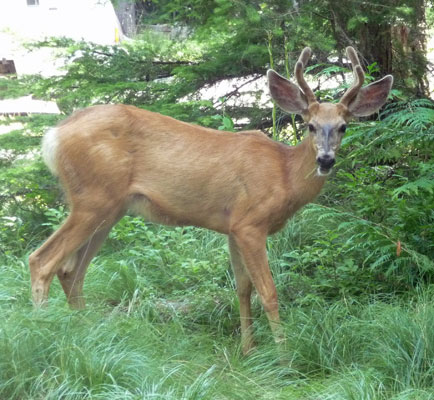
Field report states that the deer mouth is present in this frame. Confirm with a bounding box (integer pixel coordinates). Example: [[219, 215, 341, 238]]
[[317, 166, 333, 176]]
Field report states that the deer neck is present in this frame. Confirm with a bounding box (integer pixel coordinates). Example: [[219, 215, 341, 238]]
[[287, 134, 328, 207]]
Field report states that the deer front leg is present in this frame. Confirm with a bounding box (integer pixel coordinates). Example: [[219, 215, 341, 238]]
[[231, 227, 285, 348]]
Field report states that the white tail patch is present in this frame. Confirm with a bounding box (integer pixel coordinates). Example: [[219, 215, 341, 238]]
[[42, 127, 59, 176]]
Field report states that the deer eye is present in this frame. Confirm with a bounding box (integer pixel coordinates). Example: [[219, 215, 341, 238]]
[[339, 124, 347, 133], [308, 124, 316, 133]]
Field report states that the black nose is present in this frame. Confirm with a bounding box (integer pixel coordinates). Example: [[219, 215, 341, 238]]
[[316, 154, 335, 170]]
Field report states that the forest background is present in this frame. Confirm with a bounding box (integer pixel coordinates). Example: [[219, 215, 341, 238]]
[[0, 0, 433, 399]]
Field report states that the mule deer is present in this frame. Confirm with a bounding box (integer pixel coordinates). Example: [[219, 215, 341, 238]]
[[29, 47, 392, 354]]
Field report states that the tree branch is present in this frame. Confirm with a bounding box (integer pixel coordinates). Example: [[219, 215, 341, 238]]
[[90, 50, 199, 67], [213, 75, 263, 107]]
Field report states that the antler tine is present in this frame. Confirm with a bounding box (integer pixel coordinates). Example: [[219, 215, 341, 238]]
[[294, 47, 317, 105], [346, 46, 361, 67], [340, 46, 365, 106]]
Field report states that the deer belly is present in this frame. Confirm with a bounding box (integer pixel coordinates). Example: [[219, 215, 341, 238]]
[[127, 192, 230, 233]]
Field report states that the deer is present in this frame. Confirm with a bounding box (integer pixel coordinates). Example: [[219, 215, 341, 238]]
[[29, 47, 393, 354]]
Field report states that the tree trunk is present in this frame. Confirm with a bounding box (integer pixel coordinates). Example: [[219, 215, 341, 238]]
[[359, 22, 393, 76], [114, 0, 136, 37]]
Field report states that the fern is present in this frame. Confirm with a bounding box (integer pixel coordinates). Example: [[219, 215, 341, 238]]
[[393, 177, 434, 198], [382, 99, 434, 130], [300, 203, 434, 287]]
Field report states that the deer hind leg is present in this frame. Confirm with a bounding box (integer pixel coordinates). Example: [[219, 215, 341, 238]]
[[29, 205, 121, 306], [228, 235, 254, 355], [56, 221, 117, 309], [231, 227, 285, 347]]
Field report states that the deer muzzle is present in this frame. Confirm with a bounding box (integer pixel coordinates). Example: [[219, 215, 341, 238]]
[[316, 153, 335, 175]]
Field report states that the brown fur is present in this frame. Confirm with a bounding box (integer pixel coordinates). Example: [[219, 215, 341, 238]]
[[53, 105, 326, 234]]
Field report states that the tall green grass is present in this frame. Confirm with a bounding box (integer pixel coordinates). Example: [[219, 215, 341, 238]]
[[1, 220, 433, 399]]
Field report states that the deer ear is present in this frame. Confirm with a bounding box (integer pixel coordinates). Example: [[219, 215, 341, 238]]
[[267, 69, 308, 114], [347, 75, 393, 117]]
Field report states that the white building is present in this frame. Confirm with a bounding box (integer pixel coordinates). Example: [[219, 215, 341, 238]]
[[0, 0, 123, 76]]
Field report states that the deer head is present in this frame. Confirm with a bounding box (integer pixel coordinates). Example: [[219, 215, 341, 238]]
[[267, 47, 393, 175]]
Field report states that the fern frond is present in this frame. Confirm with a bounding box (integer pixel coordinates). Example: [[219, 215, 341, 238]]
[[382, 99, 434, 130], [393, 177, 434, 199]]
